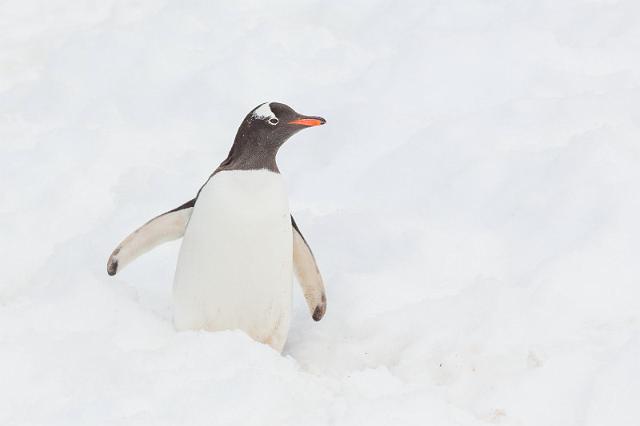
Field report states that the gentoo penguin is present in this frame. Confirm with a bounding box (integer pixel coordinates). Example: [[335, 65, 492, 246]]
[[107, 102, 327, 352]]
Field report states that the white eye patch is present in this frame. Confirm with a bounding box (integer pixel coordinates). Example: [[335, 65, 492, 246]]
[[252, 102, 277, 122]]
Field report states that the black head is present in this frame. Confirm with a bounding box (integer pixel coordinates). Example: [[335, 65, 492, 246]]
[[216, 102, 326, 173]]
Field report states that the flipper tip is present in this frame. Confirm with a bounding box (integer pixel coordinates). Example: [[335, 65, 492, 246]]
[[312, 300, 326, 321], [107, 256, 118, 276]]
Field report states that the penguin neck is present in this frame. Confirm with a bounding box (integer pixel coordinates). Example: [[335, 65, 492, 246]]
[[215, 133, 281, 174]]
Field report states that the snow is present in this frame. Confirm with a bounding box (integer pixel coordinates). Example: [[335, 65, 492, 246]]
[[1, 0, 640, 425]]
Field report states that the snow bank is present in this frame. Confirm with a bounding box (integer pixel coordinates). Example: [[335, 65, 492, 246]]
[[1, 1, 640, 425]]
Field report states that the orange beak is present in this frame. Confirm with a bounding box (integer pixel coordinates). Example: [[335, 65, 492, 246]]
[[288, 117, 326, 127]]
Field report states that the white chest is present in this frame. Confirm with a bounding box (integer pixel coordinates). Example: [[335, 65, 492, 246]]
[[172, 170, 293, 350]]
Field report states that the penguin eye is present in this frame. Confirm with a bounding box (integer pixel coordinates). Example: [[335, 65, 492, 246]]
[[268, 117, 279, 126]]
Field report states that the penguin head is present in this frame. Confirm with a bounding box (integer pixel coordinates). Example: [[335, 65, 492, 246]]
[[237, 102, 326, 149], [220, 102, 326, 173]]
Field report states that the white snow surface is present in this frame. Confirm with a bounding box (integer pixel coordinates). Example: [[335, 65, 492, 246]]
[[2, 1, 640, 425]]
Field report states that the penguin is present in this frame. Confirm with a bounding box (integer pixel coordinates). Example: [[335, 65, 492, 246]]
[[107, 102, 327, 352]]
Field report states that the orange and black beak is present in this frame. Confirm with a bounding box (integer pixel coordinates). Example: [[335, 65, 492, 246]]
[[288, 115, 326, 127]]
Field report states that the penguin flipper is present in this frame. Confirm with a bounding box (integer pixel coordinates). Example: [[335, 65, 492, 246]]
[[107, 199, 195, 276], [291, 215, 326, 321]]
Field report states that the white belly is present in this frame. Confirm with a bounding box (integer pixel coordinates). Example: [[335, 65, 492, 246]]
[[173, 169, 293, 351]]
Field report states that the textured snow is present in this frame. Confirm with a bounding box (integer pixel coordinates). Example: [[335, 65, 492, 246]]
[[2, 1, 640, 425]]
